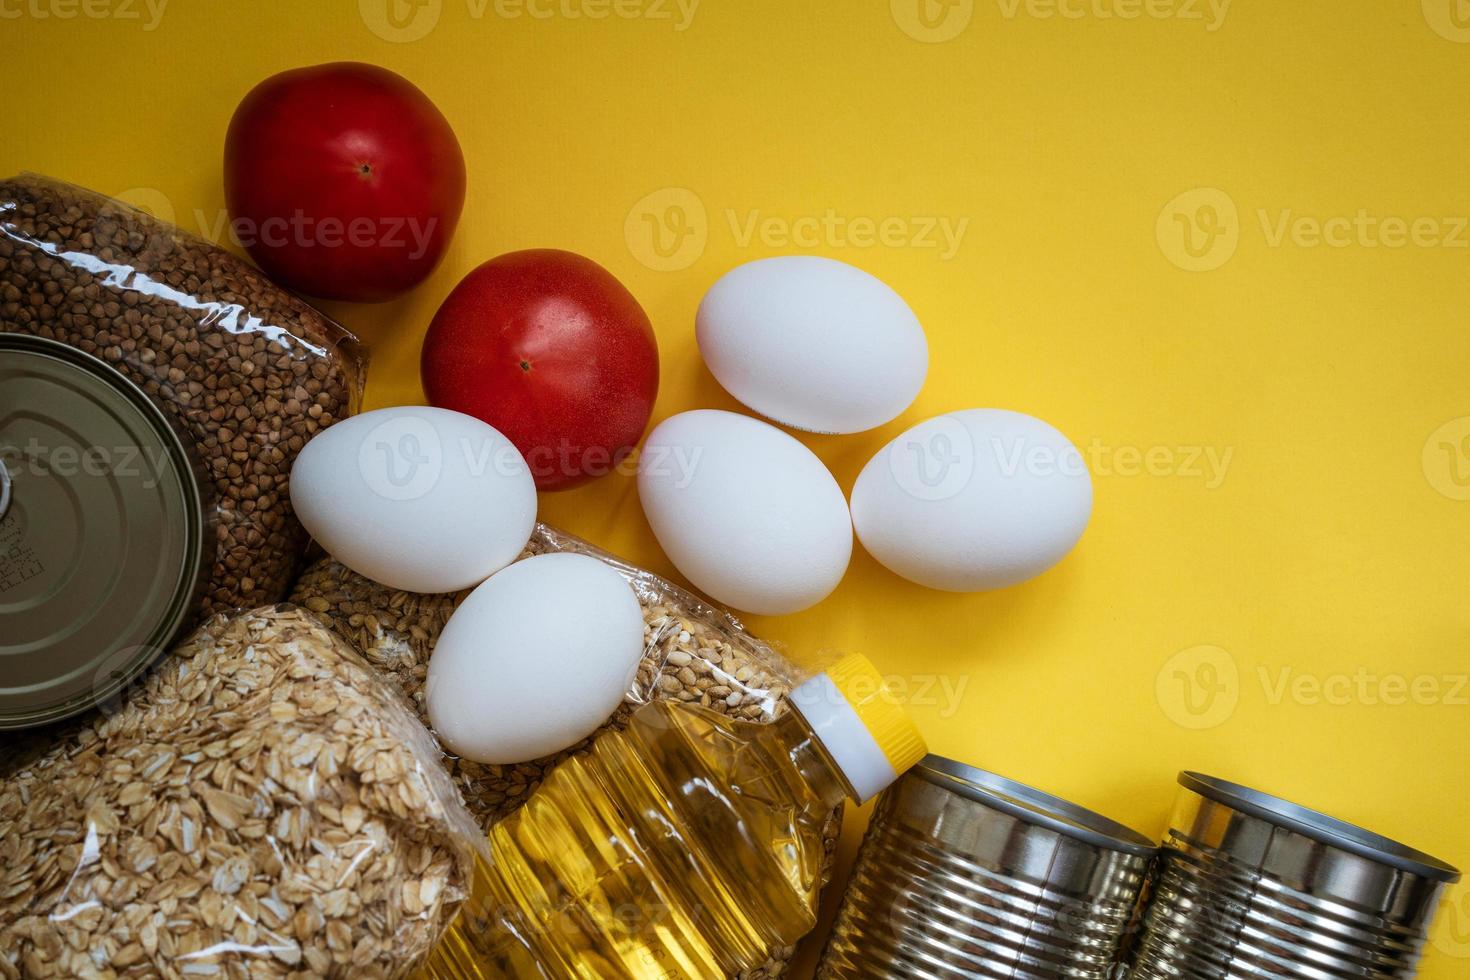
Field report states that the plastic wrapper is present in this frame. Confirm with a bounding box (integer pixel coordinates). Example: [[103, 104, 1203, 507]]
[[0, 174, 366, 616], [0, 606, 480, 980], [289, 522, 844, 979]]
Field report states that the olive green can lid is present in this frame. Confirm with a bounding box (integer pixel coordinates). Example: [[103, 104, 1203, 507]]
[[0, 334, 213, 729]]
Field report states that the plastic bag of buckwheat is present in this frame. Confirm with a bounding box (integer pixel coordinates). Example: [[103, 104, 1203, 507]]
[[0, 174, 365, 618]]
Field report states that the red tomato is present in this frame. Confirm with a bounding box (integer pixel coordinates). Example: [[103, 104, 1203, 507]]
[[421, 250, 660, 491], [224, 62, 465, 302]]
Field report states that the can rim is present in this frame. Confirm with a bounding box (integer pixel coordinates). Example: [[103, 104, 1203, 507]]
[[916, 755, 1157, 857], [1179, 772, 1461, 883]]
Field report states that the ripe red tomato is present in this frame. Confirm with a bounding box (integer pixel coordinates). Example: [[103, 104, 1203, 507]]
[[421, 250, 660, 491], [224, 62, 465, 302]]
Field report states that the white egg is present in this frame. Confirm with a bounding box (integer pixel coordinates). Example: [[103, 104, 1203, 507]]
[[290, 406, 537, 593], [638, 410, 852, 615], [426, 553, 645, 764], [850, 409, 1092, 592], [696, 256, 928, 434]]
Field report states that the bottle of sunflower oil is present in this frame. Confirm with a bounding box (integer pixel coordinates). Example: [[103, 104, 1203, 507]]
[[417, 652, 926, 980]]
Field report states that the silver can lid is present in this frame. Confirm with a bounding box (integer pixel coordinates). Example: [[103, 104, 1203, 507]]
[[0, 334, 213, 729], [1179, 772, 1460, 883], [917, 755, 1157, 858]]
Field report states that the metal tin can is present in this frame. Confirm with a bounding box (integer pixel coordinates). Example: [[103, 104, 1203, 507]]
[[1128, 772, 1461, 979], [0, 333, 213, 729], [817, 755, 1157, 979]]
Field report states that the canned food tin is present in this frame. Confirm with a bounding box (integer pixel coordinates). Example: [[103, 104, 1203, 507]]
[[0, 333, 213, 729], [1129, 772, 1461, 979], [818, 756, 1156, 979]]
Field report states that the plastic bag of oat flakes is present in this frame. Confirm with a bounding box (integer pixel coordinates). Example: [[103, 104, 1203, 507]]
[[0, 606, 481, 980]]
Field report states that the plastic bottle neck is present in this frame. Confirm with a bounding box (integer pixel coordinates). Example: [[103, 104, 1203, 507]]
[[772, 706, 860, 808]]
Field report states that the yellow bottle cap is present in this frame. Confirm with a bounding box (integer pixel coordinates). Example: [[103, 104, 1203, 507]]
[[791, 653, 928, 801], [824, 653, 928, 777]]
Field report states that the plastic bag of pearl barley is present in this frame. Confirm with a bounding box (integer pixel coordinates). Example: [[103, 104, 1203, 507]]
[[289, 522, 845, 980]]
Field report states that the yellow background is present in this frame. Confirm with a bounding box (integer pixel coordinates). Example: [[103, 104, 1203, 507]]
[[5, 0, 1469, 974]]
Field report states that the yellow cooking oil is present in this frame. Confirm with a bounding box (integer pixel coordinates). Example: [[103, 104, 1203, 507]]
[[417, 653, 926, 980]]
